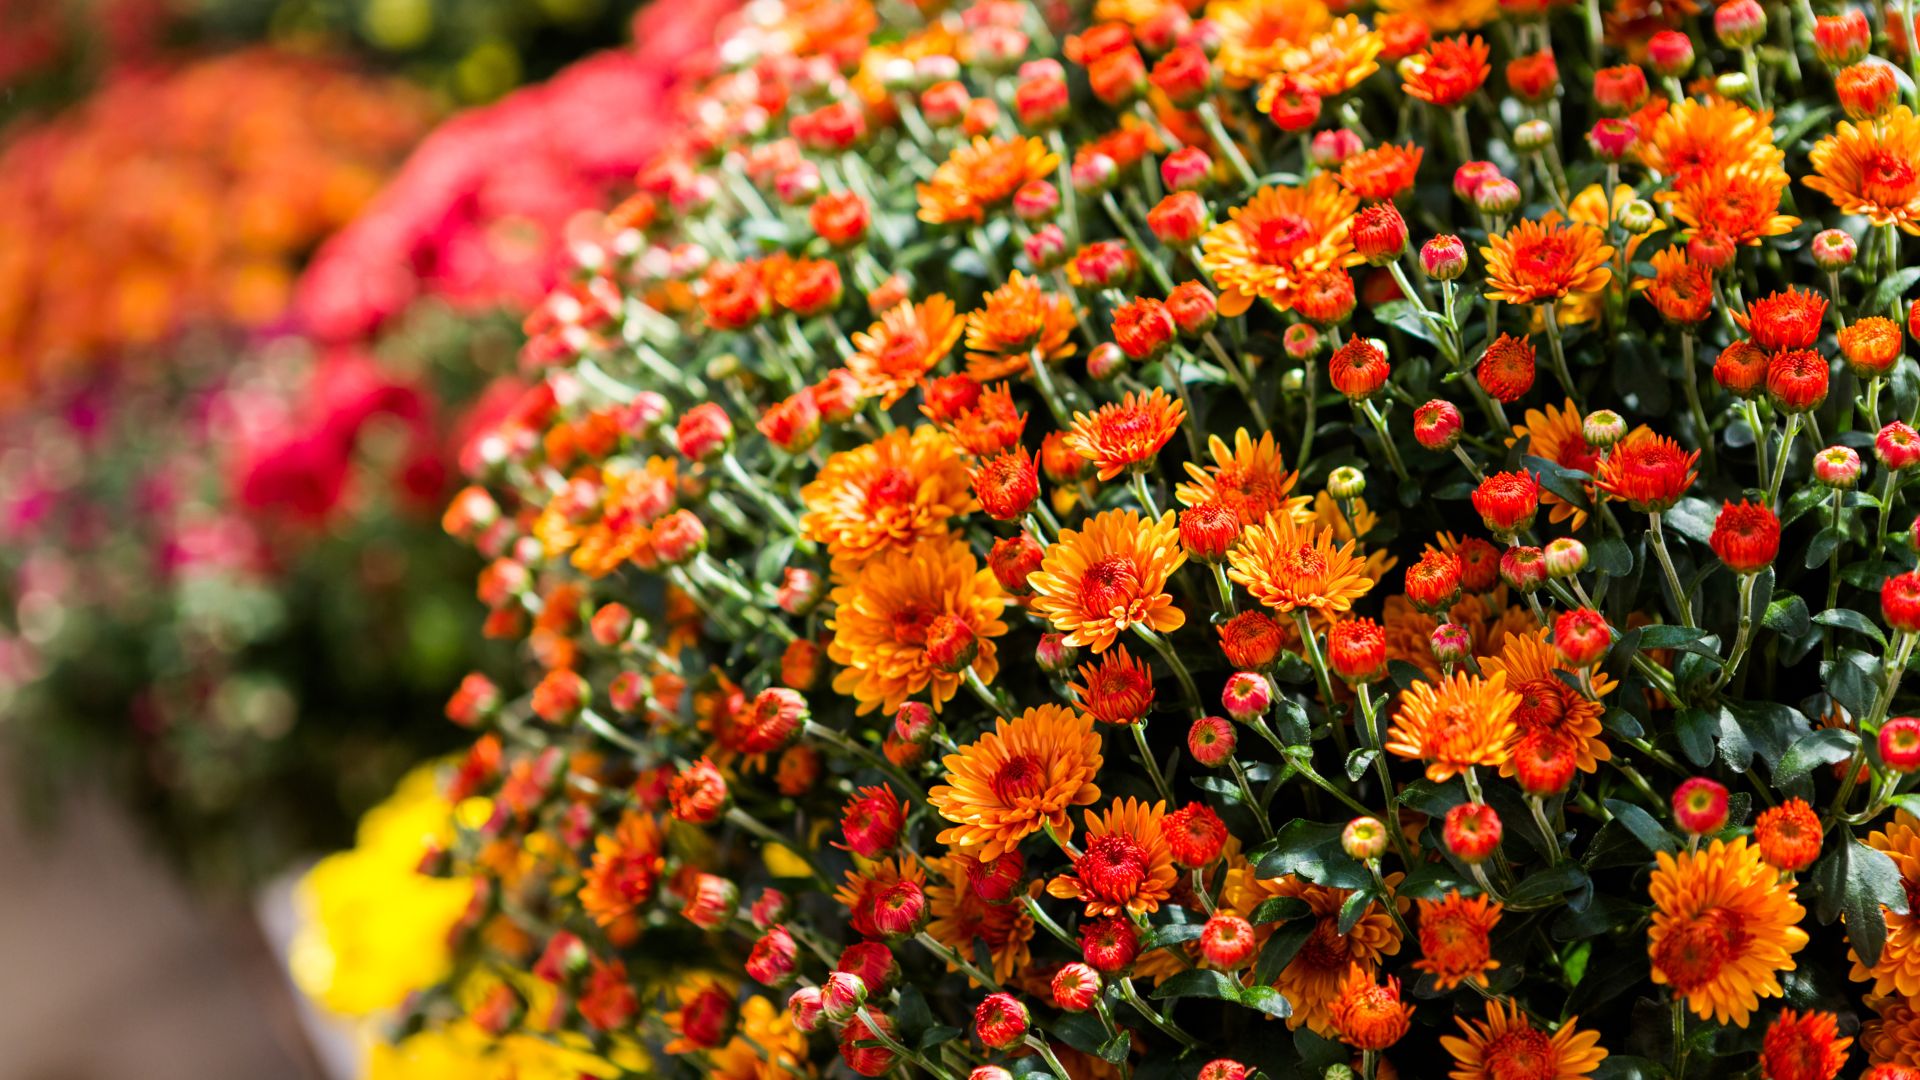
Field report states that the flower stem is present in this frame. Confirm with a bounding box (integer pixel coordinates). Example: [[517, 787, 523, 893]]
[[1196, 101, 1258, 191], [1647, 511, 1697, 629], [1135, 626, 1202, 717], [1714, 571, 1759, 691], [917, 931, 1001, 990], [1766, 412, 1801, 512], [1542, 303, 1582, 411], [1359, 398, 1411, 484], [1132, 720, 1177, 806], [1118, 977, 1200, 1049]]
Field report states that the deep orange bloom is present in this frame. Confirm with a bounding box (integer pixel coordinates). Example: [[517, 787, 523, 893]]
[[1668, 165, 1800, 247], [917, 135, 1061, 225], [1069, 645, 1157, 724], [1649, 837, 1809, 1026], [1596, 429, 1699, 511], [1222, 865, 1406, 1035], [1028, 508, 1188, 652], [1639, 247, 1715, 324], [946, 383, 1030, 457], [800, 425, 975, 570], [925, 855, 1036, 986], [1850, 810, 1920, 997], [1227, 512, 1376, 616], [827, 535, 1009, 715], [1328, 964, 1413, 1050], [1755, 797, 1823, 872], [1413, 890, 1503, 990], [1477, 333, 1536, 403], [846, 296, 966, 406], [1047, 797, 1178, 916], [1480, 213, 1615, 306], [930, 704, 1103, 859], [965, 272, 1079, 381], [1841, 316, 1905, 376], [1402, 35, 1491, 107], [1638, 97, 1782, 185], [1807, 106, 1920, 233], [1385, 668, 1520, 781], [578, 810, 666, 926], [1199, 175, 1362, 317], [1065, 387, 1189, 480], [1177, 428, 1314, 527], [1762, 1009, 1852, 1080], [1480, 627, 1615, 776], [1441, 999, 1609, 1080], [1737, 287, 1828, 351], [1338, 143, 1424, 201]]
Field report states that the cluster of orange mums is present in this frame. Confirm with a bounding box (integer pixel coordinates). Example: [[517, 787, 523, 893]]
[[399, 0, 1920, 1076]]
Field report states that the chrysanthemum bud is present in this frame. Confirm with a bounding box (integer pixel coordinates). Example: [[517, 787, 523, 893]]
[[1014, 71, 1071, 127], [670, 758, 730, 824], [747, 926, 800, 987], [1453, 161, 1502, 201], [1620, 199, 1658, 234], [1328, 618, 1386, 683], [1474, 177, 1522, 215], [837, 941, 900, 996], [1051, 963, 1102, 1012], [1036, 632, 1078, 674], [1199, 913, 1257, 968], [1352, 203, 1409, 265], [1080, 914, 1140, 973], [1161, 146, 1212, 192], [1167, 281, 1218, 336], [531, 669, 591, 724], [1188, 715, 1237, 766], [1024, 223, 1070, 270], [1180, 502, 1241, 562], [1113, 297, 1176, 360], [752, 888, 791, 930], [1586, 118, 1639, 162], [1072, 152, 1118, 194], [921, 80, 970, 126], [1328, 337, 1390, 400], [1879, 422, 1920, 470], [1554, 607, 1611, 666], [1880, 716, 1920, 773], [789, 986, 826, 1032], [1582, 409, 1628, 449], [1813, 445, 1864, 489], [675, 402, 734, 461], [989, 534, 1045, 595], [821, 971, 869, 1022], [1328, 465, 1367, 500], [1313, 128, 1364, 167], [1814, 9, 1872, 66], [1412, 399, 1464, 451], [1811, 228, 1858, 271], [1513, 119, 1553, 153], [681, 872, 739, 929], [1647, 29, 1694, 77], [1430, 623, 1473, 665], [973, 993, 1029, 1049], [1884, 570, 1920, 633], [1284, 324, 1321, 359], [1515, 730, 1577, 797], [1147, 190, 1209, 245], [1342, 817, 1389, 860], [1593, 64, 1649, 112], [1221, 671, 1271, 722], [1715, 0, 1767, 47], [1420, 235, 1468, 281], [1472, 470, 1541, 536], [1500, 544, 1548, 593], [1444, 802, 1502, 863], [1013, 179, 1060, 222], [1715, 70, 1752, 101], [1673, 777, 1729, 835]]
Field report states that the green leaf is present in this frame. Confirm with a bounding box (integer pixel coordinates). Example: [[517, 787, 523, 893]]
[[1096, 1033, 1132, 1063], [1674, 707, 1718, 767], [1552, 893, 1646, 940], [1398, 777, 1466, 816], [1764, 593, 1812, 638], [1508, 864, 1590, 905], [1234, 985, 1293, 1019], [1782, 485, 1827, 527], [893, 986, 935, 1044], [1249, 897, 1312, 925], [1825, 649, 1883, 722], [1815, 607, 1889, 648], [918, 1026, 961, 1051], [1524, 455, 1594, 511], [1663, 497, 1719, 545], [1396, 859, 1468, 899], [1150, 969, 1240, 1001], [1138, 921, 1206, 953], [1374, 299, 1441, 344], [1811, 839, 1911, 967], [1603, 798, 1680, 855], [1635, 623, 1724, 661], [1253, 922, 1313, 985], [1590, 536, 1633, 577], [1866, 265, 1920, 314], [1049, 1013, 1115, 1061], [1254, 820, 1371, 889], [1591, 1056, 1666, 1080], [1345, 747, 1377, 782], [1774, 728, 1861, 794], [1338, 887, 1379, 935], [1807, 528, 1843, 569]]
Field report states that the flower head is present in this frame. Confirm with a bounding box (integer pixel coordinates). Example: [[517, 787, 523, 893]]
[[1481, 214, 1615, 306], [1328, 965, 1412, 1050], [1385, 669, 1520, 781], [1806, 106, 1920, 233], [827, 535, 1009, 715], [1029, 508, 1188, 652], [1403, 35, 1491, 107], [1227, 512, 1376, 616], [1711, 499, 1782, 573], [1414, 890, 1503, 990], [1199, 175, 1361, 317], [802, 426, 975, 571], [1441, 1000, 1609, 1080], [1596, 429, 1699, 511], [847, 297, 966, 407], [1070, 645, 1157, 725], [1649, 837, 1810, 1026], [918, 136, 1062, 225], [1761, 1009, 1852, 1080], [965, 272, 1079, 381], [1047, 797, 1178, 916], [931, 704, 1103, 860], [1066, 387, 1188, 480]]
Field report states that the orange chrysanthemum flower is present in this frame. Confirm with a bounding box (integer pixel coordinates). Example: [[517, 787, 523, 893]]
[[1441, 999, 1609, 1080], [946, 382, 1030, 457], [1047, 797, 1178, 916], [964, 271, 1079, 382], [1864, 994, 1920, 1066], [1177, 428, 1314, 529], [1385, 668, 1520, 782], [917, 135, 1061, 225], [1668, 164, 1800, 247], [1251, 16, 1383, 99], [1596, 428, 1700, 512], [1850, 810, 1920, 997], [1649, 837, 1810, 1027], [1069, 644, 1157, 724], [662, 976, 737, 1054], [1638, 97, 1783, 185], [1378, 0, 1497, 31], [846, 296, 966, 407], [1480, 213, 1615, 306], [1338, 143, 1424, 201], [563, 456, 680, 576], [1479, 626, 1616, 775], [1414, 890, 1503, 990], [1807, 106, 1920, 233], [1199, 175, 1362, 317], [1638, 247, 1715, 325], [925, 855, 1037, 986], [1754, 797, 1824, 873], [1762, 1008, 1852, 1080], [1402, 34, 1491, 107], [578, 810, 666, 927], [826, 535, 1009, 715], [834, 855, 927, 939], [1227, 511, 1376, 616], [1065, 387, 1189, 481], [1207, 0, 1334, 82], [1506, 398, 1613, 528], [1328, 964, 1413, 1051], [930, 704, 1103, 860], [1028, 508, 1188, 652], [800, 425, 974, 571], [1222, 864, 1406, 1035]]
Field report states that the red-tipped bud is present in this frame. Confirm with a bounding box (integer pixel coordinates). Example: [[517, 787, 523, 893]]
[[1672, 777, 1729, 836], [1444, 802, 1502, 863], [1199, 913, 1257, 968], [1188, 715, 1237, 766], [1553, 607, 1611, 666]]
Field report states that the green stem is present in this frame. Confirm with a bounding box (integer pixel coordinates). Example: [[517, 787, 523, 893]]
[[1647, 511, 1697, 628], [1196, 101, 1258, 191], [1767, 413, 1801, 512], [1132, 720, 1177, 806]]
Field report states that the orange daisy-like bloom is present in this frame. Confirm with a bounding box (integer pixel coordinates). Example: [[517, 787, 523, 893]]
[[1069, 644, 1157, 725], [1762, 1008, 1852, 1080], [846, 296, 966, 407], [946, 382, 1030, 457], [1638, 246, 1715, 325], [1177, 428, 1315, 529], [1479, 627, 1616, 775], [834, 856, 927, 939], [1199, 175, 1361, 317], [1638, 97, 1782, 185], [1047, 797, 1179, 916], [1402, 34, 1491, 108], [566, 456, 680, 576], [1807, 106, 1920, 233], [930, 704, 1103, 860], [1414, 890, 1503, 990], [1223, 864, 1406, 1035], [1850, 810, 1920, 997], [1649, 837, 1810, 1026], [1506, 398, 1609, 528], [1864, 994, 1920, 1065], [1480, 213, 1615, 306], [1338, 143, 1424, 202], [1077, 114, 1163, 172], [1065, 387, 1189, 481], [964, 272, 1079, 382], [578, 810, 666, 927], [917, 135, 1062, 225], [1207, 0, 1334, 82], [1385, 668, 1520, 782], [1441, 999, 1610, 1080], [1028, 508, 1188, 652], [1377, 0, 1497, 31], [1328, 964, 1413, 1051], [1560, 183, 1659, 327], [925, 855, 1037, 986], [1252, 16, 1383, 99], [800, 425, 974, 571], [1596, 428, 1701, 512], [1228, 512, 1377, 616], [826, 534, 1009, 715], [1668, 164, 1800, 247]]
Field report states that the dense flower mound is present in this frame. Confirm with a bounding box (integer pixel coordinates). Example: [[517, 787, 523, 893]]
[[334, 0, 1920, 1075], [0, 50, 432, 403]]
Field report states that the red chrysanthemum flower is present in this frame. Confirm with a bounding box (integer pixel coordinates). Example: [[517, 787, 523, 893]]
[[1180, 501, 1242, 562], [1471, 470, 1542, 535], [1596, 430, 1700, 511], [1403, 35, 1492, 107], [1339, 144, 1425, 202], [1738, 287, 1829, 351], [1352, 202, 1410, 263], [1767, 348, 1831, 413], [1328, 337, 1391, 400], [1293, 268, 1358, 327], [840, 784, 907, 858], [1886, 570, 1920, 632], [1328, 617, 1387, 683], [1754, 797, 1824, 873], [1761, 1008, 1852, 1080], [1477, 333, 1537, 403], [1112, 297, 1177, 360], [1710, 499, 1782, 573], [1162, 801, 1229, 868], [971, 446, 1041, 521], [1065, 388, 1188, 481], [1218, 609, 1292, 670], [1070, 645, 1158, 725], [1404, 549, 1465, 613], [1079, 914, 1141, 973]]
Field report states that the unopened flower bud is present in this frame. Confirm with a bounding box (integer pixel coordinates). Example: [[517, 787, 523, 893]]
[[973, 993, 1030, 1049], [1014, 179, 1060, 222], [1283, 324, 1320, 360], [789, 986, 826, 1032], [1814, 445, 1864, 489], [1188, 715, 1237, 766], [1714, 0, 1767, 47], [1444, 802, 1502, 863], [1544, 538, 1587, 578], [1620, 199, 1658, 235], [1087, 341, 1129, 381], [1413, 399, 1463, 451], [1342, 817, 1389, 860], [1513, 119, 1553, 152], [1160, 147, 1212, 192], [1673, 777, 1729, 835], [1420, 235, 1467, 281], [821, 972, 868, 1022], [1072, 153, 1118, 194], [1583, 409, 1627, 448], [1221, 671, 1271, 722], [1880, 716, 1920, 773], [1475, 177, 1522, 215], [1554, 607, 1612, 666], [1051, 963, 1102, 1012], [1714, 70, 1752, 101], [1313, 128, 1364, 167], [1430, 623, 1473, 664], [1025, 223, 1070, 270], [1327, 466, 1366, 500], [1500, 545, 1548, 593], [1036, 632, 1077, 674], [1647, 29, 1695, 77], [1811, 228, 1858, 271]]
